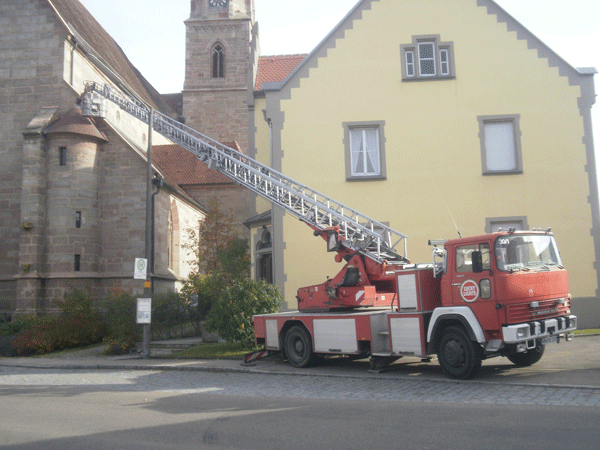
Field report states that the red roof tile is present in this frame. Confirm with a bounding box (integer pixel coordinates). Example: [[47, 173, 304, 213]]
[[255, 54, 307, 91], [45, 107, 108, 141], [153, 143, 242, 186]]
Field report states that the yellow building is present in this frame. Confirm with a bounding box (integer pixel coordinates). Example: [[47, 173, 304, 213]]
[[249, 0, 598, 327]]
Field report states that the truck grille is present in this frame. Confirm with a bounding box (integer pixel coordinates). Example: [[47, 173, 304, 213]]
[[506, 298, 570, 324]]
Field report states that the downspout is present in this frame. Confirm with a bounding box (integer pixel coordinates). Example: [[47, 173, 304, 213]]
[[150, 174, 164, 285], [262, 109, 275, 285], [262, 109, 273, 170]]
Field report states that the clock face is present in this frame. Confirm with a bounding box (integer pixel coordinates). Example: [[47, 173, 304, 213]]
[[208, 0, 228, 8]]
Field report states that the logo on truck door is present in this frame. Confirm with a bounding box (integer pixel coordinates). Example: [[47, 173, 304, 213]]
[[460, 279, 479, 302]]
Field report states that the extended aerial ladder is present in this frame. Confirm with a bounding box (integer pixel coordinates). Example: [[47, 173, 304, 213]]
[[82, 82, 408, 268]]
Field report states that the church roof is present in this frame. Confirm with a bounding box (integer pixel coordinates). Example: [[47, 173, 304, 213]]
[[153, 142, 243, 186], [45, 107, 108, 141], [255, 54, 307, 91], [46, 0, 172, 114]]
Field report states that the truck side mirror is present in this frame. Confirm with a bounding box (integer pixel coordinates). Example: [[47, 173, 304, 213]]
[[472, 251, 483, 273]]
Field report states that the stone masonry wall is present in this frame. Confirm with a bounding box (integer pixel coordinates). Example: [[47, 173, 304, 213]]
[[0, 0, 72, 309], [96, 121, 147, 278], [183, 18, 252, 152]]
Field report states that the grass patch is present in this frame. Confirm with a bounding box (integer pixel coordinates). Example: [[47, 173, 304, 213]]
[[168, 342, 261, 359], [574, 329, 600, 336]]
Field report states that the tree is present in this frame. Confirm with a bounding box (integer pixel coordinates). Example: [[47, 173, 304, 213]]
[[180, 197, 253, 339], [183, 197, 240, 275]]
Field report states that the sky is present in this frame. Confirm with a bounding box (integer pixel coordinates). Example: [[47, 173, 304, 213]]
[[79, 0, 599, 145]]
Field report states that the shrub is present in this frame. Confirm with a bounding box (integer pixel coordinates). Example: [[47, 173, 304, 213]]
[[207, 278, 282, 347], [11, 289, 104, 355], [179, 273, 225, 336], [0, 336, 18, 357], [102, 291, 139, 355], [0, 314, 39, 337], [151, 292, 190, 340]]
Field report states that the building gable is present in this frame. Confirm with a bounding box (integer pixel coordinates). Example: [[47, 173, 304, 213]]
[[254, 0, 598, 317]]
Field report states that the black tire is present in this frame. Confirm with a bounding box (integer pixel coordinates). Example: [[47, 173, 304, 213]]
[[507, 342, 545, 367], [284, 326, 315, 368], [437, 326, 482, 380]]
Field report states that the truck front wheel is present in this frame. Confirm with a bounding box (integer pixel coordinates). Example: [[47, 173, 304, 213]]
[[437, 326, 482, 380], [506, 342, 545, 367], [284, 326, 316, 368]]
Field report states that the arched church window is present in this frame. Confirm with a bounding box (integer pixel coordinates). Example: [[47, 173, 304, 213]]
[[212, 44, 225, 78]]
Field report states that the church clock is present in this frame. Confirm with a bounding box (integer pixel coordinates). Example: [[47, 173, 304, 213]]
[[208, 0, 228, 7]]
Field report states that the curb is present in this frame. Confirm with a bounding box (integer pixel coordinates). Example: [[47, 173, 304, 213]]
[[2, 358, 600, 392]]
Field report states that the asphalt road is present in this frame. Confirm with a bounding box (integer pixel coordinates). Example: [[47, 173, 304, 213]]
[[245, 334, 600, 387], [0, 335, 598, 449], [1, 367, 599, 450]]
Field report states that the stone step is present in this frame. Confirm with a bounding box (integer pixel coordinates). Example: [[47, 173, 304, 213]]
[[133, 338, 204, 356]]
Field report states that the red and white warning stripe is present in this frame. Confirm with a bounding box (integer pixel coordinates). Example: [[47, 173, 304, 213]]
[[243, 349, 269, 364]]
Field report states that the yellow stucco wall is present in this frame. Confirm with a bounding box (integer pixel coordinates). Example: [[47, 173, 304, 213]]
[[258, 0, 596, 305], [253, 96, 273, 217]]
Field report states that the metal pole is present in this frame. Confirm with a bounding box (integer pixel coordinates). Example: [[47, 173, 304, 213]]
[[143, 108, 154, 359]]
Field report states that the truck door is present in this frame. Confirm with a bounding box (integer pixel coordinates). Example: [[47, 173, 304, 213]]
[[451, 243, 499, 332]]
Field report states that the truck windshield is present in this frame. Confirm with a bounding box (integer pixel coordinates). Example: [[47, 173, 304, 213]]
[[494, 235, 562, 272]]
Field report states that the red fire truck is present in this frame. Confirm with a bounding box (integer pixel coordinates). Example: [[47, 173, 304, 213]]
[[82, 82, 577, 380], [251, 227, 576, 379]]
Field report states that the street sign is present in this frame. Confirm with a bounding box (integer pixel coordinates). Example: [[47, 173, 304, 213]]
[[136, 298, 151, 324], [134, 258, 147, 280]]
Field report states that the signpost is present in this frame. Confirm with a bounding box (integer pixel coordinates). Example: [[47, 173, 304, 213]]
[[134, 257, 151, 358], [136, 298, 152, 324], [134, 258, 148, 280]]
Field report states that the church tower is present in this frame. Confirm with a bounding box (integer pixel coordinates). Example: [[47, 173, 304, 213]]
[[183, 0, 256, 152]]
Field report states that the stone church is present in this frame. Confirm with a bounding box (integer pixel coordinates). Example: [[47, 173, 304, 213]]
[[0, 0, 290, 314]]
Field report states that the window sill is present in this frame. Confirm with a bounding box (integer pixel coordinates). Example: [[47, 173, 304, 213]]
[[402, 76, 455, 82], [482, 170, 523, 176], [346, 175, 387, 182]]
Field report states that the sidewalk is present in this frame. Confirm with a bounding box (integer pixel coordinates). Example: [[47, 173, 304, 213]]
[[1, 335, 599, 386], [0, 339, 345, 379]]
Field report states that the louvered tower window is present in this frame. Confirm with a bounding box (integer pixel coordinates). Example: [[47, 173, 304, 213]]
[[212, 44, 225, 78]]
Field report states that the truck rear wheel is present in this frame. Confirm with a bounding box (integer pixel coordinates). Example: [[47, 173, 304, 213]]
[[437, 326, 482, 380], [507, 342, 545, 367], [284, 326, 316, 368]]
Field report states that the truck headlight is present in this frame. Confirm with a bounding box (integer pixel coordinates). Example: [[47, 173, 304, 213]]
[[516, 326, 529, 339]]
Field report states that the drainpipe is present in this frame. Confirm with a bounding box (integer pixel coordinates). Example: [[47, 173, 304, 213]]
[[261, 109, 275, 285], [150, 174, 164, 279]]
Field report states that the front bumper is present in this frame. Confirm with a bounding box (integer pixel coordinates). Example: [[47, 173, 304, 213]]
[[502, 315, 577, 344]]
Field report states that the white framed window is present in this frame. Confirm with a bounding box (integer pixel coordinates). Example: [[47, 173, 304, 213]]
[[350, 128, 380, 176], [405, 50, 415, 77], [477, 115, 523, 174], [418, 42, 436, 76], [440, 49, 449, 76], [343, 121, 386, 181], [401, 35, 454, 81]]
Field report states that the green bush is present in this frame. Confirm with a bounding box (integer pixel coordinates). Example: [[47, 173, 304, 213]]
[[179, 273, 225, 336], [0, 314, 40, 338], [101, 290, 140, 355], [151, 292, 191, 340], [207, 278, 282, 347], [11, 289, 104, 355]]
